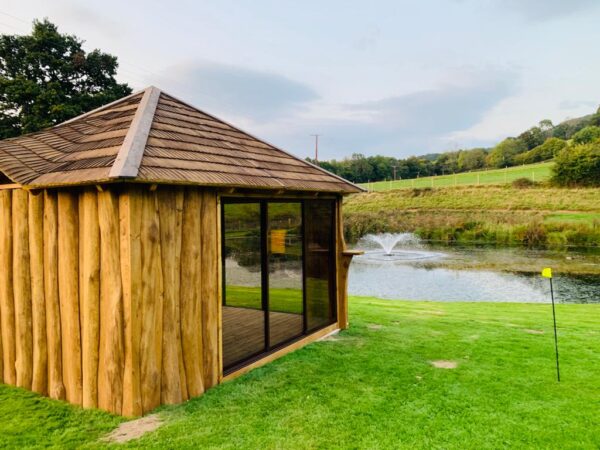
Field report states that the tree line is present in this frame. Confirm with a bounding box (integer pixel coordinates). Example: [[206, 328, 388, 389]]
[[310, 112, 600, 186]]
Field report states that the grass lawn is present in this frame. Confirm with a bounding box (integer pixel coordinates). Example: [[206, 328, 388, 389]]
[[362, 162, 554, 191], [1, 297, 599, 448]]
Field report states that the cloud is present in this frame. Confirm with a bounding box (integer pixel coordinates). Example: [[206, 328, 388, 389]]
[[495, 0, 599, 21], [261, 70, 518, 159], [161, 61, 319, 120], [153, 63, 517, 160]]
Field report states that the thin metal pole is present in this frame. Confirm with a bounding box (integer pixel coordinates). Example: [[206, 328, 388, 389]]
[[550, 278, 560, 382]]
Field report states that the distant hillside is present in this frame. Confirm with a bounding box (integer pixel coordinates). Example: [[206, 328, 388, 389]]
[[311, 105, 600, 184]]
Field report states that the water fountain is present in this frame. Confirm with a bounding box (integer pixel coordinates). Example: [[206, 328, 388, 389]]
[[355, 232, 445, 262]]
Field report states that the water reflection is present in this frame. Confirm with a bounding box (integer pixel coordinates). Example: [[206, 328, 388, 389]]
[[350, 239, 599, 304]]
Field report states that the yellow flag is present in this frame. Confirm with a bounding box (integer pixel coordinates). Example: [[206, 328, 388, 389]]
[[542, 268, 553, 278]]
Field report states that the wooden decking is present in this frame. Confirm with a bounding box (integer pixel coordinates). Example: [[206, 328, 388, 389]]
[[222, 306, 303, 369]]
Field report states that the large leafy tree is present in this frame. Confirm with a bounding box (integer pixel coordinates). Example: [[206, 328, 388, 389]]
[[0, 19, 131, 138], [552, 142, 600, 187]]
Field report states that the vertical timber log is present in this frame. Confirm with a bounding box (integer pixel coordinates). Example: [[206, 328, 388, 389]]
[[157, 189, 186, 404], [0, 190, 15, 384], [201, 190, 219, 388], [29, 192, 47, 395], [57, 191, 82, 405], [44, 191, 65, 399], [336, 198, 361, 330], [180, 189, 204, 397], [98, 189, 125, 414], [121, 188, 143, 417], [79, 190, 100, 409], [174, 191, 188, 401], [140, 190, 164, 413], [13, 189, 33, 389]]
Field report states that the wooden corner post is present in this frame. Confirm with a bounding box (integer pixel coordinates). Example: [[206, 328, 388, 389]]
[[336, 197, 362, 330]]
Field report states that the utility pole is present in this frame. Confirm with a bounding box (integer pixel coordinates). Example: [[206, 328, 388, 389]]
[[310, 134, 320, 162], [392, 165, 398, 181]]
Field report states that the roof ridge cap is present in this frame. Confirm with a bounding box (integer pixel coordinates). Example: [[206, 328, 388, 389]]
[[109, 86, 161, 178]]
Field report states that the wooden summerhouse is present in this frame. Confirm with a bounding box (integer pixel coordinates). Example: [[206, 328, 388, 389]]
[[0, 87, 363, 416]]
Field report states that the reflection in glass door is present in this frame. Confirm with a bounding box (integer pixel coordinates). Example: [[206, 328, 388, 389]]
[[268, 203, 304, 347], [222, 202, 265, 369]]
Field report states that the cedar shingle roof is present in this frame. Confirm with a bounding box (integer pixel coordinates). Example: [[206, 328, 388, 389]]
[[0, 86, 362, 193]]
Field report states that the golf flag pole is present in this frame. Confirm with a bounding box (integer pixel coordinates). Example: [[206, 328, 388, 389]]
[[542, 268, 560, 382]]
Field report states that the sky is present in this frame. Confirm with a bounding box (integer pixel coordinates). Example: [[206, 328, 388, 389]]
[[1, 0, 600, 160]]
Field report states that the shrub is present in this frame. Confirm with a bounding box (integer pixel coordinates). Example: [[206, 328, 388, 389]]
[[571, 126, 600, 145], [511, 177, 537, 188], [552, 142, 600, 187]]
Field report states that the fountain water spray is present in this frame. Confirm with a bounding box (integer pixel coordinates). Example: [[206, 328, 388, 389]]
[[361, 232, 420, 255]]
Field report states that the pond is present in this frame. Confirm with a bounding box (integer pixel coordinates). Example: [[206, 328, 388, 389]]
[[349, 234, 600, 304]]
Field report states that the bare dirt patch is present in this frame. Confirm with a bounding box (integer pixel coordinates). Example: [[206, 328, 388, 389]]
[[525, 329, 544, 335], [101, 414, 163, 444], [367, 323, 383, 330], [430, 360, 458, 369]]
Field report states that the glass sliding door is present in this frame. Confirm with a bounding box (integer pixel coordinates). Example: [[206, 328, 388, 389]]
[[222, 198, 337, 372], [304, 200, 336, 332], [268, 202, 304, 347], [222, 202, 265, 370]]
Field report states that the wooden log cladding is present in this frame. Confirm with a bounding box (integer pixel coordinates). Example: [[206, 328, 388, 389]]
[[98, 189, 125, 414], [0, 190, 15, 385], [12, 189, 33, 389], [157, 189, 186, 404], [201, 190, 219, 389], [29, 192, 47, 395], [44, 191, 65, 400], [180, 189, 204, 397], [79, 189, 100, 408], [57, 191, 82, 405], [0, 185, 248, 415], [139, 190, 164, 413], [121, 187, 143, 417]]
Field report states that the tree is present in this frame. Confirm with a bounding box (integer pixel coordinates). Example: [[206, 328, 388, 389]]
[[457, 148, 487, 171], [485, 138, 527, 168], [518, 126, 545, 150], [0, 19, 131, 138], [571, 126, 600, 145], [552, 141, 600, 187], [539, 119, 554, 132], [513, 137, 567, 164]]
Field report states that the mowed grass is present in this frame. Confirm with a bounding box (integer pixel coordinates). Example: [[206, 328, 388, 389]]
[[362, 162, 553, 191], [1, 297, 599, 449]]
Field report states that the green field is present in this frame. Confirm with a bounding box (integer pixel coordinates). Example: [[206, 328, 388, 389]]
[[1, 297, 599, 448], [362, 162, 553, 191]]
